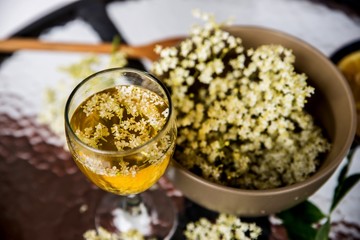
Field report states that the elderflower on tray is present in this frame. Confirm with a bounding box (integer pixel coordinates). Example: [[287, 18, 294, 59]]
[[83, 214, 262, 240], [83, 227, 146, 240], [151, 10, 331, 190], [184, 214, 262, 240]]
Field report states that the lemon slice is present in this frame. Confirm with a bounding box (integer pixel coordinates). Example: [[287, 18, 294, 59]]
[[338, 50, 360, 81], [338, 50, 360, 136]]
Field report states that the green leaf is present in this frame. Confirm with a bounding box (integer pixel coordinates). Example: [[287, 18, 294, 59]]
[[280, 216, 317, 240], [278, 200, 326, 224], [336, 159, 350, 186], [315, 218, 331, 240], [330, 148, 360, 212], [277, 201, 326, 240], [331, 158, 350, 212], [330, 173, 360, 212]]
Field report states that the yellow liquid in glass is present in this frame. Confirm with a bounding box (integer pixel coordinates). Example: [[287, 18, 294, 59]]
[[69, 85, 174, 195], [73, 149, 172, 195]]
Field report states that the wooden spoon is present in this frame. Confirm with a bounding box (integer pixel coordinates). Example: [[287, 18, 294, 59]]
[[0, 36, 184, 61]]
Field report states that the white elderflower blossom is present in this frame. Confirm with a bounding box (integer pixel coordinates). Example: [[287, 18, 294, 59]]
[[184, 214, 262, 240], [151, 10, 330, 190], [83, 227, 145, 240], [38, 52, 128, 147]]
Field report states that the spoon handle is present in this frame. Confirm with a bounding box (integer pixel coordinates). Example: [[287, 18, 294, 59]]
[[0, 37, 183, 61]]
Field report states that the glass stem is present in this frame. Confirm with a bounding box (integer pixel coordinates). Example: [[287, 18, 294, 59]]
[[122, 194, 143, 216]]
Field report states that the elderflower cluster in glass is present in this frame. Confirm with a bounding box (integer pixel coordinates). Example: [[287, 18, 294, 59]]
[[39, 52, 128, 146], [152, 10, 330, 190]]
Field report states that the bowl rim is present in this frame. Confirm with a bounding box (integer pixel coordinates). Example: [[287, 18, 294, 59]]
[[330, 38, 360, 64], [171, 25, 357, 195]]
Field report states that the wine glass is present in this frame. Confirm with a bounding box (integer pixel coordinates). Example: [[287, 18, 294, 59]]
[[64, 67, 177, 239]]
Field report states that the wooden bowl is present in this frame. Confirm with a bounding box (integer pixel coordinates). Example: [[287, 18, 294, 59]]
[[167, 26, 356, 216]]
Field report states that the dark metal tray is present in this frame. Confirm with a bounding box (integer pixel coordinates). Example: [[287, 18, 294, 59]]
[[1, 0, 358, 239], [0, 1, 272, 239]]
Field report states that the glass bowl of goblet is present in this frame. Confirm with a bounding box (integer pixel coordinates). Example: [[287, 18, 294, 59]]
[[65, 67, 177, 239]]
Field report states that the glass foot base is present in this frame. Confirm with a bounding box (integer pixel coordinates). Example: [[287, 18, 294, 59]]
[[95, 184, 177, 239]]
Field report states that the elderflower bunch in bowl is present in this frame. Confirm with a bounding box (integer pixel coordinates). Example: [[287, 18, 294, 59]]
[[152, 11, 356, 216]]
